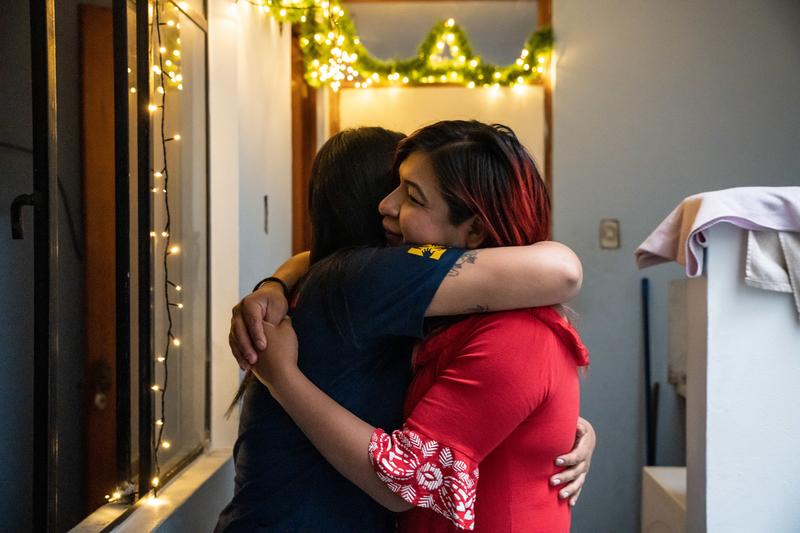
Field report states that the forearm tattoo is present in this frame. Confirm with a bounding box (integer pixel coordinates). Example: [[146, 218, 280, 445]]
[[447, 250, 479, 277]]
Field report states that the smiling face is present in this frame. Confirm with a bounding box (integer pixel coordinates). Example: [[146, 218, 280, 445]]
[[378, 151, 476, 248]]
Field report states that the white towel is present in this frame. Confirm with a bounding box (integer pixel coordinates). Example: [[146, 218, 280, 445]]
[[746, 231, 800, 319]]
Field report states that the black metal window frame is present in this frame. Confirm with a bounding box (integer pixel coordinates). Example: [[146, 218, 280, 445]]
[[117, 0, 211, 510], [27, 0, 209, 529]]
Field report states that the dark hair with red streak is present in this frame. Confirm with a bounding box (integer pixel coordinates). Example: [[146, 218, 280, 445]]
[[395, 120, 551, 247]]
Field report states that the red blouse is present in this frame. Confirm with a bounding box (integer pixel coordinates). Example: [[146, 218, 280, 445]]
[[369, 307, 589, 532]]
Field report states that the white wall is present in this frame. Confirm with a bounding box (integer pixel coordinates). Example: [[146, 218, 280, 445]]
[[235, 6, 293, 291], [339, 86, 545, 168], [208, 0, 293, 450], [552, 1, 800, 531]]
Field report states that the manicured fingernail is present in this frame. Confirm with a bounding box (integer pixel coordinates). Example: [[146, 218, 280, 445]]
[[555, 458, 565, 466], [551, 478, 561, 486], [560, 490, 570, 498], [570, 499, 577, 507]]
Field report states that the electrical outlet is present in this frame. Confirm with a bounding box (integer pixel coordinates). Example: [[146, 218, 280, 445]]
[[600, 219, 620, 249]]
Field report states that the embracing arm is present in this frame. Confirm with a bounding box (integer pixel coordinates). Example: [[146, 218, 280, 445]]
[[253, 317, 595, 519], [426, 241, 582, 316], [232, 242, 581, 365], [230, 252, 309, 367], [253, 323, 411, 512]]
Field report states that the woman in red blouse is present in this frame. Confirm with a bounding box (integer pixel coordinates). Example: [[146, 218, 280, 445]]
[[252, 121, 589, 531]]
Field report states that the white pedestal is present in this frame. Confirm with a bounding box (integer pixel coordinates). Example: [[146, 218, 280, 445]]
[[685, 224, 800, 532]]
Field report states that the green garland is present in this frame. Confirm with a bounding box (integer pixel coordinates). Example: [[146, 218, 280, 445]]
[[242, 0, 553, 89]]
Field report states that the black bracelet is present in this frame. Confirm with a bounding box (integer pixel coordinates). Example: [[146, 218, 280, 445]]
[[253, 276, 290, 299]]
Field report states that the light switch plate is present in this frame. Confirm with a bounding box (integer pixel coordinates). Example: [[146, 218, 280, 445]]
[[600, 219, 620, 249]]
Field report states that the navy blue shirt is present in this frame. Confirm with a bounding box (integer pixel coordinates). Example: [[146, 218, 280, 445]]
[[216, 245, 462, 532]]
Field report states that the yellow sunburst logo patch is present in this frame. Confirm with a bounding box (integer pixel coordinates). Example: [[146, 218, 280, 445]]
[[407, 244, 448, 260]]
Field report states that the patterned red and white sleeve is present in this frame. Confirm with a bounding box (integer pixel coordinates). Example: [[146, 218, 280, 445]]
[[368, 427, 480, 530]]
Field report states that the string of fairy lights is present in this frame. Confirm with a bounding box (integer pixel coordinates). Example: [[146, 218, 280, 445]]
[[106, 0, 184, 505], [239, 0, 553, 91], [149, 0, 183, 497]]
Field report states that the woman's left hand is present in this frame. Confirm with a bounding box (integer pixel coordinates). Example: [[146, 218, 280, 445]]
[[550, 416, 596, 507], [251, 317, 299, 387]]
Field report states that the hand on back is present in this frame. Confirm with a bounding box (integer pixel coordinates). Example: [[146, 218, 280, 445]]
[[229, 283, 289, 370]]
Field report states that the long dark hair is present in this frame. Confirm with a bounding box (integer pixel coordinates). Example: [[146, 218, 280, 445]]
[[227, 127, 405, 417]]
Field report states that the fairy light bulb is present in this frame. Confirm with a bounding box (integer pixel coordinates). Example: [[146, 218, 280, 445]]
[[166, 20, 175, 27], [169, 245, 180, 255], [157, 356, 166, 363], [538, 55, 546, 64], [176, 303, 184, 309], [152, 477, 160, 487], [300, 15, 306, 22], [130, 87, 137, 93], [467, 81, 476, 88], [152, 65, 161, 74], [162, 441, 171, 449], [173, 134, 181, 141], [177, 84, 183, 91], [172, 50, 180, 57], [521, 49, 529, 58], [150, 231, 156, 237], [175, 285, 182, 291], [469, 59, 479, 68], [493, 72, 501, 79], [148, 104, 158, 112], [279, 8, 286, 16], [161, 231, 169, 237], [113, 491, 122, 499], [154, 171, 163, 178], [159, 46, 167, 54], [446, 18, 455, 27], [156, 419, 164, 426], [173, 338, 181, 347], [152, 187, 159, 193], [152, 384, 161, 391]]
